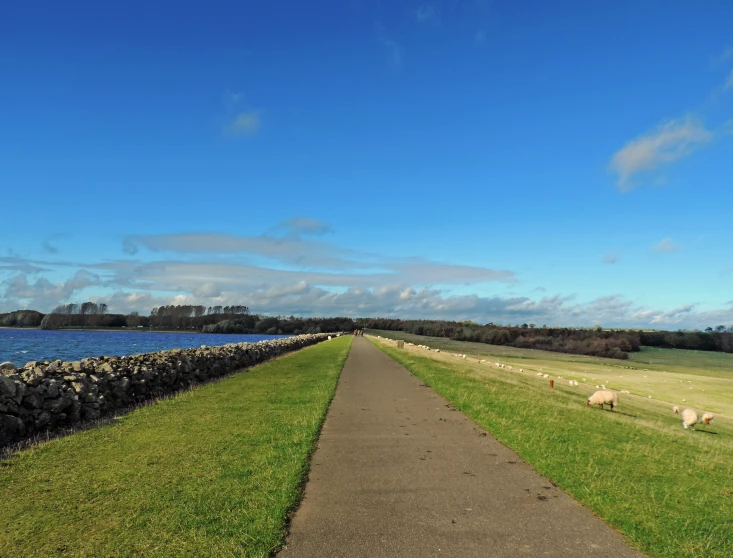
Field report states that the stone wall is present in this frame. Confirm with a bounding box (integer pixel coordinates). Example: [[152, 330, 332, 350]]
[[0, 333, 334, 448]]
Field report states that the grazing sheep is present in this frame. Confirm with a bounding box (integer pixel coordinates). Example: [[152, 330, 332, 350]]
[[587, 390, 619, 410], [678, 408, 699, 429], [674, 408, 713, 430]]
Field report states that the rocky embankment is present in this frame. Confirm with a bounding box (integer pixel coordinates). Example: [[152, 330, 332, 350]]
[[0, 333, 335, 449]]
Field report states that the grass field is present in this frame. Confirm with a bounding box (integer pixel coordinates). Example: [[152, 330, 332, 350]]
[[370, 334, 733, 558], [0, 335, 352, 558], [368, 329, 733, 417]]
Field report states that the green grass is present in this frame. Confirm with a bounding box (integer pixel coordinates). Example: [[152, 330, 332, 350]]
[[368, 329, 733, 417], [0, 336, 352, 558], [371, 336, 733, 558]]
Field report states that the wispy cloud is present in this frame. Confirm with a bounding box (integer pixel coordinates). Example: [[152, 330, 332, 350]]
[[223, 111, 261, 137], [724, 69, 733, 91], [602, 252, 619, 264], [609, 117, 712, 190], [473, 30, 486, 45], [273, 217, 332, 237], [375, 23, 404, 70], [711, 46, 733, 67], [414, 3, 439, 23], [223, 89, 243, 105], [0, 256, 50, 274], [653, 238, 679, 253]]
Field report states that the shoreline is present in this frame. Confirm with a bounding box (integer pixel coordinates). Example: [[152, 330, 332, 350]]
[[0, 327, 210, 335]]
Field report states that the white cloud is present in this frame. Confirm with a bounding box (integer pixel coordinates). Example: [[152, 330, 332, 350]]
[[609, 117, 712, 190], [653, 238, 679, 253], [193, 282, 222, 298], [2, 270, 101, 310], [3, 264, 732, 330], [224, 111, 261, 137]]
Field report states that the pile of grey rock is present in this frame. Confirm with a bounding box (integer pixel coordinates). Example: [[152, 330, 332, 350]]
[[0, 333, 332, 448]]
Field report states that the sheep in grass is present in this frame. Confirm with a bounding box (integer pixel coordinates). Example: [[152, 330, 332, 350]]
[[587, 390, 618, 411], [674, 407, 714, 430]]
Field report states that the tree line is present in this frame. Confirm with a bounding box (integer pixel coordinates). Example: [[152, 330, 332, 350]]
[[150, 305, 250, 329], [201, 315, 355, 335], [0, 303, 355, 335], [358, 318, 733, 358], [2, 304, 731, 357]]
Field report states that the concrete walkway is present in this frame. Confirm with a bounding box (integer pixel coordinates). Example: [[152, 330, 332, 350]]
[[279, 337, 644, 557]]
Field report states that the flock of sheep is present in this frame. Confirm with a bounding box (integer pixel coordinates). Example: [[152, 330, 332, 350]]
[[579, 389, 715, 431], [374, 335, 717, 432]]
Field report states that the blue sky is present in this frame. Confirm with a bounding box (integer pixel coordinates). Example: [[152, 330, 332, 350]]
[[1, 0, 732, 328]]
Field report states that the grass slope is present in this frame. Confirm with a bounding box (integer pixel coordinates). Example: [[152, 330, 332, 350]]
[[0, 335, 352, 558], [372, 337, 733, 558], [368, 329, 733, 417]]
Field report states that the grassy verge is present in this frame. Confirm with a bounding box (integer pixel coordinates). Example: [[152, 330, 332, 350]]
[[371, 337, 733, 558], [0, 335, 352, 558]]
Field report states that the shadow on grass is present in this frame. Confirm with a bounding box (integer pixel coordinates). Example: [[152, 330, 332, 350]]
[[610, 410, 639, 418], [692, 429, 718, 435], [589, 409, 638, 418], [1, 406, 151, 461]]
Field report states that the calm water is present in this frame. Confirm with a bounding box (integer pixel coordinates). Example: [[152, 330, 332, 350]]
[[0, 329, 291, 366]]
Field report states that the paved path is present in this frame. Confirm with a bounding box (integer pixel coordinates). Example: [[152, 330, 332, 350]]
[[280, 337, 644, 557]]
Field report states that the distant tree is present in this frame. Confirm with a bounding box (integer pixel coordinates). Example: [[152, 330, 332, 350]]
[[126, 311, 142, 327], [705, 327, 713, 332], [715, 325, 726, 332]]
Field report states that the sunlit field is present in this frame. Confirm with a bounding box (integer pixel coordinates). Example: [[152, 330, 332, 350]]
[[370, 334, 733, 557]]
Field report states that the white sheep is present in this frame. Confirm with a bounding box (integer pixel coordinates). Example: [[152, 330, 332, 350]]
[[674, 408, 714, 430], [587, 390, 618, 410]]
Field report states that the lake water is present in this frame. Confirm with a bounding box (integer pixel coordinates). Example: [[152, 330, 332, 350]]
[[0, 329, 291, 366]]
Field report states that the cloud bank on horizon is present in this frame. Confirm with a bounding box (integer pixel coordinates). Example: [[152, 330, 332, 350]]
[[2, 218, 732, 330], [0, 1, 731, 330]]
